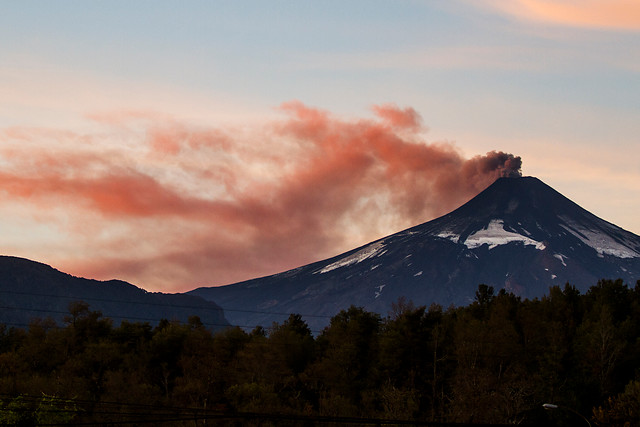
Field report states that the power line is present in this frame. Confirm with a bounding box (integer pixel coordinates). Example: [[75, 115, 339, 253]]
[[0, 289, 218, 310], [0, 393, 496, 426], [219, 306, 332, 318], [0, 288, 332, 333], [0, 288, 333, 319], [0, 304, 228, 328], [0, 302, 326, 334]]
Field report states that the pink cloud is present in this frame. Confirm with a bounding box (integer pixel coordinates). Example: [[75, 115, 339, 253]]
[[0, 102, 521, 292], [482, 0, 640, 30], [371, 103, 423, 130]]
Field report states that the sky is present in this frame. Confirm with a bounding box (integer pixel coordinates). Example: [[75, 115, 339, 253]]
[[0, 1, 639, 292]]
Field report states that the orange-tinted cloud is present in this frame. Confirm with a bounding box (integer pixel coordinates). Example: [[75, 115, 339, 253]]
[[0, 102, 521, 292], [371, 103, 423, 130], [482, 0, 640, 30]]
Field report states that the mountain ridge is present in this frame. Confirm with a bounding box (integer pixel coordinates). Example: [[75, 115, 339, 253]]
[[0, 255, 230, 330]]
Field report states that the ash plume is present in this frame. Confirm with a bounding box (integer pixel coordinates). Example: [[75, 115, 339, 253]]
[[0, 102, 523, 291]]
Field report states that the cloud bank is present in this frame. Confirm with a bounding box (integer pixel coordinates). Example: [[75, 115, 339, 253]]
[[0, 103, 521, 291]]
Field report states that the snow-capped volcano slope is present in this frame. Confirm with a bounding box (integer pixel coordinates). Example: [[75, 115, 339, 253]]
[[189, 177, 640, 331]]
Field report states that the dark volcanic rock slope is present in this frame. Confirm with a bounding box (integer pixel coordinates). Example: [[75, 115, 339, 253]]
[[190, 177, 640, 331], [0, 256, 230, 330]]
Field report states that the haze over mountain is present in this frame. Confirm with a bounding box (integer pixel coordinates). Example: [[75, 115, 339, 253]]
[[0, 256, 229, 330], [190, 176, 640, 331]]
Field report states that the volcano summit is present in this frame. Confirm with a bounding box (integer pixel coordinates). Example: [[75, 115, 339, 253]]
[[190, 177, 640, 330]]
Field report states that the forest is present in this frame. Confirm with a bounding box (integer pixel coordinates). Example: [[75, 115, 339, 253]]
[[0, 279, 639, 426]]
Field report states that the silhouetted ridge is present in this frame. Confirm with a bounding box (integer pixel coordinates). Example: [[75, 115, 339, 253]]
[[0, 256, 230, 329]]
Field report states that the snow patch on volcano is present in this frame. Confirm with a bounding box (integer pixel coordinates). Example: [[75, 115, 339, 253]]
[[317, 241, 387, 274], [554, 254, 567, 266], [559, 219, 640, 259], [463, 220, 546, 250], [436, 231, 460, 243]]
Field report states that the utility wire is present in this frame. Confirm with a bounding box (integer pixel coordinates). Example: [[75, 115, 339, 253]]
[[1, 393, 479, 426], [0, 302, 326, 334], [0, 288, 333, 319]]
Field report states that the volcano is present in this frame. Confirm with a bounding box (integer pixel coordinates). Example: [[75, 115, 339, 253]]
[[189, 177, 640, 331]]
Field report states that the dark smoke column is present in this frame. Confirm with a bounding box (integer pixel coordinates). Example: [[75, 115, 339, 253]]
[[494, 151, 522, 178]]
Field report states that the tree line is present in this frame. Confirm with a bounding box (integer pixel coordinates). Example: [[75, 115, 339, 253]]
[[0, 279, 639, 425]]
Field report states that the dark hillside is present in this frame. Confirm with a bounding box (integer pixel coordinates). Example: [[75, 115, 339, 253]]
[[0, 255, 229, 330]]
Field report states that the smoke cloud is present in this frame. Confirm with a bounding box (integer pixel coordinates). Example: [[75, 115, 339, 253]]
[[0, 102, 521, 291]]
